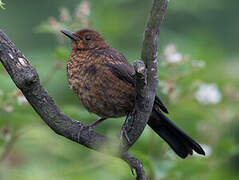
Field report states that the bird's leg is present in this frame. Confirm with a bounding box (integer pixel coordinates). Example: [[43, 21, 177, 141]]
[[77, 118, 106, 141], [89, 117, 107, 128], [120, 113, 132, 144]]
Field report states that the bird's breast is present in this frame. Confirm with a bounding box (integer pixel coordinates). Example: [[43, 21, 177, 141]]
[[67, 52, 135, 118]]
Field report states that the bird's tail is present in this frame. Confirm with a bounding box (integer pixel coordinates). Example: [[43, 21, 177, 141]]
[[148, 109, 205, 158]]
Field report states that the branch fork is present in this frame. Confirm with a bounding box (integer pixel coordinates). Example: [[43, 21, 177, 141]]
[[0, 0, 168, 179]]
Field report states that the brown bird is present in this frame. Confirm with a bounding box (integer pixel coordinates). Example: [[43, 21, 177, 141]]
[[61, 29, 205, 158]]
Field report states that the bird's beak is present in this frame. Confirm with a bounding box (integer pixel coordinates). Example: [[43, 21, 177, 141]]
[[61, 30, 79, 41]]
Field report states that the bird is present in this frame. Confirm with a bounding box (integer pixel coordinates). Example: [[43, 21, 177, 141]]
[[61, 28, 205, 159]]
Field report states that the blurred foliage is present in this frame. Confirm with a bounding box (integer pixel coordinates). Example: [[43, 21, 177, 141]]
[[0, 0, 5, 10], [0, 0, 239, 180]]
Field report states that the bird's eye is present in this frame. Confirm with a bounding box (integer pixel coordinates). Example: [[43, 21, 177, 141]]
[[85, 35, 91, 40]]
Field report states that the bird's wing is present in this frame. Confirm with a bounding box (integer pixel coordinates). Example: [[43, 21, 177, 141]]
[[97, 48, 136, 86], [95, 48, 168, 114]]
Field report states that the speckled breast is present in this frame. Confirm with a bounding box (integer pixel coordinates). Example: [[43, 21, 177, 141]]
[[67, 51, 135, 118]]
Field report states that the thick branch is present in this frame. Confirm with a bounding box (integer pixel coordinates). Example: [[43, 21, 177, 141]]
[[0, 30, 144, 179], [0, 0, 168, 179], [121, 0, 168, 151], [121, 152, 146, 180]]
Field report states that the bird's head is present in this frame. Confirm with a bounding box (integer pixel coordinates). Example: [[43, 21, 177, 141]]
[[61, 29, 109, 51]]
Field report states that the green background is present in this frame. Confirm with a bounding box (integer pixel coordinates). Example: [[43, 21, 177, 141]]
[[0, 0, 239, 180]]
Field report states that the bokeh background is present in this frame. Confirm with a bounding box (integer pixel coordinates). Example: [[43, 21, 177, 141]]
[[0, 0, 239, 180]]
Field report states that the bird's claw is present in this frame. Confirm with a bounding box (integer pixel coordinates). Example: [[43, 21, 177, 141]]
[[130, 165, 135, 176], [77, 118, 106, 141], [77, 125, 95, 141], [119, 113, 132, 144], [120, 125, 131, 144]]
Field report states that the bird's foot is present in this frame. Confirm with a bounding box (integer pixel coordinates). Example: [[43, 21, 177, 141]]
[[77, 125, 94, 141], [119, 114, 132, 144], [77, 118, 106, 141], [119, 127, 131, 144]]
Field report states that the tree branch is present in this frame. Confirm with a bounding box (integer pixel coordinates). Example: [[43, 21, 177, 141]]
[[121, 0, 168, 151], [0, 0, 168, 179], [0, 29, 144, 179]]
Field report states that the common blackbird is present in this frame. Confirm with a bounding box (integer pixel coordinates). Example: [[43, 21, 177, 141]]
[[61, 29, 205, 158]]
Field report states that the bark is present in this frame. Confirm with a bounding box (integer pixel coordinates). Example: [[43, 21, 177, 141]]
[[121, 0, 168, 151], [0, 0, 168, 179]]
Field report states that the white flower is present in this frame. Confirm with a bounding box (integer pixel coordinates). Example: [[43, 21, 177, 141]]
[[0, 0, 5, 10], [167, 53, 183, 63], [17, 96, 28, 105], [163, 44, 183, 64], [164, 44, 176, 55], [74, 1, 91, 28], [48, 17, 62, 31], [60, 7, 71, 22], [195, 83, 222, 104], [3, 106, 13, 113], [14, 90, 28, 105], [75, 1, 91, 19], [162, 80, 174, 95]]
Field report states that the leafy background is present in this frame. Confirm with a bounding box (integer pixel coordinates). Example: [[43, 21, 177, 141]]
[[0, 0, 239, 180]]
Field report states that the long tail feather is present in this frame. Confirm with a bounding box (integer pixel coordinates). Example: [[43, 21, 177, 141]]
[[148, 109, 205, 158]]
